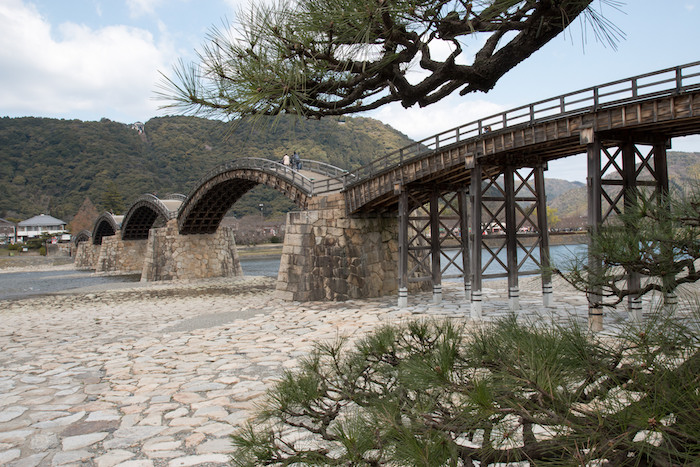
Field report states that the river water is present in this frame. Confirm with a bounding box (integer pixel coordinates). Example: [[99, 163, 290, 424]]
[[0, 244, 586, 301], [235, 244, 587, 280]]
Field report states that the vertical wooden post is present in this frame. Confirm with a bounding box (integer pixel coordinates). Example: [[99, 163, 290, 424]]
[[653, 138, 676, 309], [653, 139, 670, 195], [622, 139, 642, 322], [470, 164, 483, 319], [535, 164, 553, 307], [586, 131, 603, 331], [398, 188, 408, 308], [504, 166, 519, 311], [430, 187, 442, 304], [458, 187, 471, 301]]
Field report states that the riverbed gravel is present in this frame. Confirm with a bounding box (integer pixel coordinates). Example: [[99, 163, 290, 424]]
[[1, 270, 694, 466]]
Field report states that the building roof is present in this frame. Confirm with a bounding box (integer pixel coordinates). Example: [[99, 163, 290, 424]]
[[0, 218, 15, 226], [18, 214, 67, 227]]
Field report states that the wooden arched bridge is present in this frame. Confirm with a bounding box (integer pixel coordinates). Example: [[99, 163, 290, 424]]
[[75, 61, 700, 322]]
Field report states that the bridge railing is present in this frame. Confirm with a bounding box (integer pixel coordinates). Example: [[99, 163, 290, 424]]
[[162, 193, 187, 201], [301, 159, 347, 178], [344, 60, 700, 188], [301, 159, 355, 194], [126, 193, 178, 219], [185, 157, 316, 198]]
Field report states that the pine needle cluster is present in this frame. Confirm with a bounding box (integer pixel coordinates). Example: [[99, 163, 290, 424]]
[[231, 313, 700, 465], [559, 189, 700, 306]]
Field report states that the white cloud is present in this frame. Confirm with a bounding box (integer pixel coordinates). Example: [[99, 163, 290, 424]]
[[125, 0, 164, 18], [0, 0, 172, 122]]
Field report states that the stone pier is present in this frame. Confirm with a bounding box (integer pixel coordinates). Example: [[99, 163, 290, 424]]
[[276, 194, 398, 301], [73, 242, 100, 270], [95, 236, 148, 274], [141, 219, 242, 281]]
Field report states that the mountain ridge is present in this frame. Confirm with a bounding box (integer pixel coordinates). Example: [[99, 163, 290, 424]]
[[1, 115, 697, 225], [0, 115, 414, 221]]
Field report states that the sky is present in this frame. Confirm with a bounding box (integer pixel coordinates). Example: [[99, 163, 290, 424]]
[[1, 0, 700, 182]]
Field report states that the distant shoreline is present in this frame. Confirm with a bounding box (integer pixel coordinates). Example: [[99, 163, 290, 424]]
[[0, 234, 586, 269], [235, 234, 587, 259], [236, 243, 284, 258]]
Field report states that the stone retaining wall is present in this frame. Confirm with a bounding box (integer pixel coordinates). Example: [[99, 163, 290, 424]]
[[74, 242, 100, 270], [141, 219, 242, 281], [276, 194, 398, 301], [95, 236, 148, 274]]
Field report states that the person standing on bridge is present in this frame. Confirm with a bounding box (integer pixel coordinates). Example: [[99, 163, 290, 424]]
[[282, 153, 290, 169], [292, 151, 301, 171]]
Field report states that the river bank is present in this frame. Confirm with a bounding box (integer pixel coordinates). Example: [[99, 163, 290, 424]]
[[2, 258, 699, 465], [235, 243, 283, 258], [0, 254, 74, 273], [0, 274, 592, 466], [1, 233, 585, 271]]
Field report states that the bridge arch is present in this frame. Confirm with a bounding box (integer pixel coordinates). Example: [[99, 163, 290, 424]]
[[92, 212, 123, 245], [178, 158, 312, 235], [121, 194, 182, 240], [73, 230, 91, 246]]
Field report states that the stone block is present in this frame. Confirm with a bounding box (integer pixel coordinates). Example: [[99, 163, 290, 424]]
[[277, 202, 399, 301]]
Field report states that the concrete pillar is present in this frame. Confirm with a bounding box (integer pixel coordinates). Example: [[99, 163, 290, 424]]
[[664, 290, 679, 312], [276, 194, 399, 301], [629, 296, 643, 322]]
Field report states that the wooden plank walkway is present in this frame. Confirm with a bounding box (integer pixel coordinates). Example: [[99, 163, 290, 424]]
[[343, 62, 700, 214]]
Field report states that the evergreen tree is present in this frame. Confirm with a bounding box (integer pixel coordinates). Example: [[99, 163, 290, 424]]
[[231, 317, 700, 465], [160, 1, 621, 119], [101, 182, 125, 214], [558, 189, 700, 306]]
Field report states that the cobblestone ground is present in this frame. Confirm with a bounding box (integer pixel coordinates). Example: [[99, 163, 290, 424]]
[[0, 274, 691, 466]]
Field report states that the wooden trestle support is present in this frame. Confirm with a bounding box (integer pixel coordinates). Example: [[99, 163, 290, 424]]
[[397, 163, 552, 315], [397, 130, 672, 325], [584, 129, 670, 330], [397, 187, 471, 308], [469, 164, 552, 317]]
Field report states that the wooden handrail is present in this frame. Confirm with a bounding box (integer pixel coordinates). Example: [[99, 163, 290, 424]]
[[343, 61, 700, 189]]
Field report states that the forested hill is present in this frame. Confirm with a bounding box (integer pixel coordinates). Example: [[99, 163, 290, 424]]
[[0, 115, 414, 221], [550, 150, 700, 222], [2, 115, 697, 225]]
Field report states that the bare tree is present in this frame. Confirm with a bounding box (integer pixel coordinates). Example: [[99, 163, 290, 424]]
[[160, 0, 622, 119]]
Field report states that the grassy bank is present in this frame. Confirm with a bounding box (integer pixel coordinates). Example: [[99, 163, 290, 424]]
[[0, 251, 74, 270], [236, 243, 284, 258]]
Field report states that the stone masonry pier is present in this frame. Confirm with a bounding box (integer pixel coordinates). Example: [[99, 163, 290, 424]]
[[73, 242, 100, 270], [141, 219, 242, 281], [96, 237, 148, 274], [276, 193, 398, 301]]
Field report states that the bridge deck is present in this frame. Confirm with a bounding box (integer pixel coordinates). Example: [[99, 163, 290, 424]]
[[342, 61, 700, 214]]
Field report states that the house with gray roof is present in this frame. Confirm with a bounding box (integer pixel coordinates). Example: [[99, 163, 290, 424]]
[[16, 214, 67, 242]]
